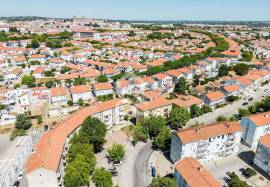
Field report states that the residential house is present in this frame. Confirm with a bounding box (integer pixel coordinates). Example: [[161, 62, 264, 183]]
[[50, 87, 68, 106], [136, 97, 172, 122], [70, 85, 92, 103], [203, 91, 225, 106], [93, 82, 113, 97]]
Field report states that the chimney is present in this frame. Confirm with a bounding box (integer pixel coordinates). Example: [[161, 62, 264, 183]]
[[265, 114, 269, 118], [197, 166, 203, 171], [225, 123, 230, 128]]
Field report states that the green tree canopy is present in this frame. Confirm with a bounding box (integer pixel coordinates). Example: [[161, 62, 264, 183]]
[[97, 75, 109, 83], [21, 75, 35, 87], [174, 77, 190, 95], [79, 117, 107, 153], [218, 64, 229, 77], [107, 143, 125, 162], [234, 63, 249, 76], [190, 104, 203, 118], [15, 114, 32, 130], [92, 167, 113, 187], [149, 176, 176, 187], [167, 106, 190, 129], [153, 127, 171, 151]]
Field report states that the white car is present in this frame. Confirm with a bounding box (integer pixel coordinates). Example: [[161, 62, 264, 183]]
[[18, 171, 24, 180]]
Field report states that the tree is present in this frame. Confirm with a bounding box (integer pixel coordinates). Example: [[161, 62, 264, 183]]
[[10, 129, 26, 140], [234, 63, 249, 76], [74, 77, 86, 86], [78, 98, 84, 106], [133, 124, 149, 143], [174, 77, 190, 95], [141, 116, 167, 138], [149, 176, 176, 187], [21, 75, 35, 87], [79, 117, 107, 153], [30, 39, 40, 49], [107, 143, 125, 162], [190, 104, 202, 118], [67, 100, 73, 106], [92, 167, 113, 187], [218, 64, 229, 77], [241, 50, 253, 62], [226, 172, 251, 187], [64, 154, 92, 187], [37, 115, 43, 124], [15, 114, 32, 130], [167, 106, 190, 129], [216, 115, 227, 122], [201, 105, 212, 114], [153, 127, 171, 151], [97, 75, 108, 83], [45, 81, 54, 88], [64, 165, 82, 187]]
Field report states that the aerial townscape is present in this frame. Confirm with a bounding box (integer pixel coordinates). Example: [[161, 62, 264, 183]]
[[0, 1, 270, 187]]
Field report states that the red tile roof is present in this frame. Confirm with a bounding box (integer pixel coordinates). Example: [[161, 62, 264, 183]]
[[175, 157, 221, 187], [26, 99, 124, 173], [175, 121, 242, 144]]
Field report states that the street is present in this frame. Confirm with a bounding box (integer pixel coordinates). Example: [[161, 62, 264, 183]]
[[189, 83, 270, 125], [134, 141, 153, 187]]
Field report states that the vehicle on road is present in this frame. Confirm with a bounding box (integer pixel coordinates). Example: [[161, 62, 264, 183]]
[[242, 102, 248, 106], [18, 171, 24, 180], [13, 181, 20, 187], [248, 98, 253, 101]]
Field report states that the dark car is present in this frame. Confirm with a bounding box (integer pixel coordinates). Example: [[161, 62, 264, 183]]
[[248, 98, 253, 101], [242, 102, 248, 106], [13, 181, 20, 187]]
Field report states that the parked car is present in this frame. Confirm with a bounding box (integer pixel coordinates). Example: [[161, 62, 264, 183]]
[[18, 171, 24, 180], [242, 102, 248, 106], [13, 181, 20, 187]]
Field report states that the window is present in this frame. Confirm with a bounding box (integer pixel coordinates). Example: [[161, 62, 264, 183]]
[[264, 161, 268, 165]]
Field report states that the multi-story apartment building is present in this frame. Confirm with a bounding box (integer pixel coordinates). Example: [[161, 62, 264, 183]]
[[26, 99, 125, 187], [175, 157, 221, 187], [136, 97, 172, 122], [253, 134, 270, 176], [241, 112, 270, 149], [0, 136, 33, 187], [170, 122, 242, 163]]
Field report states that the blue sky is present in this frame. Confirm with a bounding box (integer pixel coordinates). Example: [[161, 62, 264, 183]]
[[1, 0, 270, 21]]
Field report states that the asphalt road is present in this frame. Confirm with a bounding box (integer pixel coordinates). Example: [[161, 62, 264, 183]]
[[134, 141, 153, 187], [189, 83, 270, 125]]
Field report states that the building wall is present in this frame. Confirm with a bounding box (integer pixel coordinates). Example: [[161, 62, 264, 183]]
[[175, 170, 189, 187], [0, 136, 33, 187], [170, 134, 183, 163], [254, 143, 270, 176], [171, 132, 242, 164], [72, 92, 92, 103], [241, 118, 270, 149], [94, 89, 113, 97]]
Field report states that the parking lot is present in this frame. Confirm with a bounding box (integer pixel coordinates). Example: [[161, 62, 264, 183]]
[[205, 152, 270, 187]]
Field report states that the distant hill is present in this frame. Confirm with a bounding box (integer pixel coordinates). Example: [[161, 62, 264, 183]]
[[0, 16, 52, 22]]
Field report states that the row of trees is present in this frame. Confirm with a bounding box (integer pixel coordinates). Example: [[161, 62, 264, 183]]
[[239, 96, 270, 117], [64, 117, 114, 187], [138, 31, 229, 76]]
